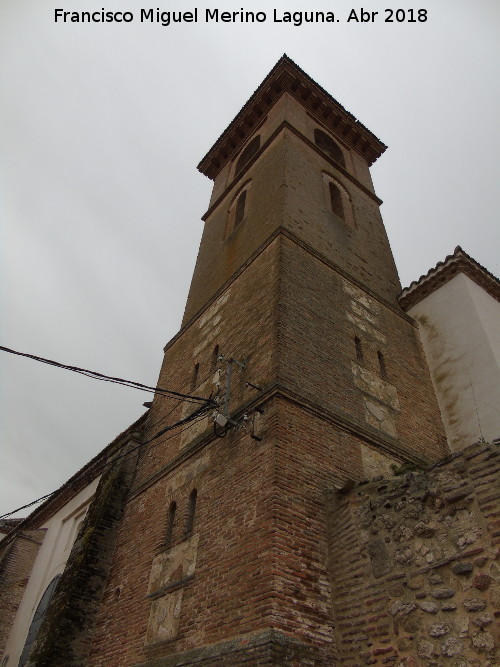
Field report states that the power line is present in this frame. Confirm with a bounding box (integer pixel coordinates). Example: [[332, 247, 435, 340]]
[[0, 402, 214, 520], [144, 366, 223, 432], [0, 492, 55, 519], [0, 345, 214, 405]]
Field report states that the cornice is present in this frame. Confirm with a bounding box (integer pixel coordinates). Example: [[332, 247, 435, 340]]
[[201, 120, 382, 223], [399, 246, 500, 310], [197, 55, 386, 179], [168, 227, 416, 354], [130, 382, 431, 502]]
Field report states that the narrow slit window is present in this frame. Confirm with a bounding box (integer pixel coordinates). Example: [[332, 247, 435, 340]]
[[378, 351, 387, 379], [211, 344, 220, 372], [355, 336, 364, 364], [190, 362, 199, 390], [329, 181, 344, 220], [185, 489, 197, 538], [234, 190, 247, 227], [165, 501, 177, 546]]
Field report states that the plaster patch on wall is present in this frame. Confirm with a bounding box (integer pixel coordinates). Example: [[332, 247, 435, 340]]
[[179, 413, 210, 450], [347, 312, 386, 343], [193, 329, 221, 358], [365, 399, 397, 437], [353, 362, 400, 410], [164, 455, 210, 498], [181, 370, 220, 423], [342, 279, 380, 315], [148, 534, 199, 595], [197, 292, 230, 329], [361, 444, 398, 479], [350, 300, 378, 325], [146, 589, 183, 644], [146, 535, 199, 644], [179, 369, 220, 447]]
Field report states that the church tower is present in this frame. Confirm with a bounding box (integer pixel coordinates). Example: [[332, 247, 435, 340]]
[[84, 56, 448, 665]]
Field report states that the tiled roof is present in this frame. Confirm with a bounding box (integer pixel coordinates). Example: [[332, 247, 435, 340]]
[[197, 54, 387, 179], [399, 246, 500, 310]]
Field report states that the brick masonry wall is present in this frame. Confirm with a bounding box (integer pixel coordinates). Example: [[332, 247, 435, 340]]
[[134, 237, 280, 492], [281, 129, 401, 305], [327, 442, 500, 666], [186, 103, 398, 326], [88, 401, 281, 665], [0, 529, 45, 656], [183, 134, 286, 325], [87, 388, 406, 666], [278, 235, 448, 465]]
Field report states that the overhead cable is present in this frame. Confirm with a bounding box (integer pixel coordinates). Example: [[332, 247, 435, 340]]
[[0, 402, 213, 520], [0, 345, 213, 404]]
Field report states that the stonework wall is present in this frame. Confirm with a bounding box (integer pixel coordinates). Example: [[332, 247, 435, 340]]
[[278, 236, 447, 465], [136, 237, 280, 491], [328, 442, 500, 666]]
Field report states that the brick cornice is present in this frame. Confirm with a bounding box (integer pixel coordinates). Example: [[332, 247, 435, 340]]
[[167, 229, 416, 354], [197, 55, 386, 179], [131, 382, 430, 502]]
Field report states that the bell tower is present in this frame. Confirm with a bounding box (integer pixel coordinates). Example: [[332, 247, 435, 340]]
[[87, 57, 448, 666], [179, 55, 445, 466], [185, 57, 400, 324]]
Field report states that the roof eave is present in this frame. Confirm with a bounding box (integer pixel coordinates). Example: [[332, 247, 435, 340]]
[[197, 55, 387, 180], [399, 246, 500, 310]]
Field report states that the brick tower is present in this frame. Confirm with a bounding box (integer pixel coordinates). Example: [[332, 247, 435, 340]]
[[83, 57, 448, 665]]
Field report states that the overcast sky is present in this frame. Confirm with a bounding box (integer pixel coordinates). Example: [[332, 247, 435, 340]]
[[1, 0, 499, 517]]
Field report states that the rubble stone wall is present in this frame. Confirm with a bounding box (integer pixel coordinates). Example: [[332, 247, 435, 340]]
[[328, 442, 500, 666]]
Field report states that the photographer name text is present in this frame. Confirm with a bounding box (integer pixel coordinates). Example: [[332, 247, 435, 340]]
[[54, 8, 429, 27]]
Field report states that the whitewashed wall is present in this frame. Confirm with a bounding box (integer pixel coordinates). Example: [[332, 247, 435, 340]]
[[2, 478, 100, 666], [408, 273, 500, 450]]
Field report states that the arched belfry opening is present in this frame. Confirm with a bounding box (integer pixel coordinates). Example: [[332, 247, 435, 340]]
[[314, 128, 345, 168], [329, 180, 344, 220], [235, 135, 260, 175], [322, 172, 354, 228]]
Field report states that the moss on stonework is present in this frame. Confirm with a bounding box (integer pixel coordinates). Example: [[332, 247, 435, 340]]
[[390, 462, 422, 476], [25, 438, 140, 667]]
